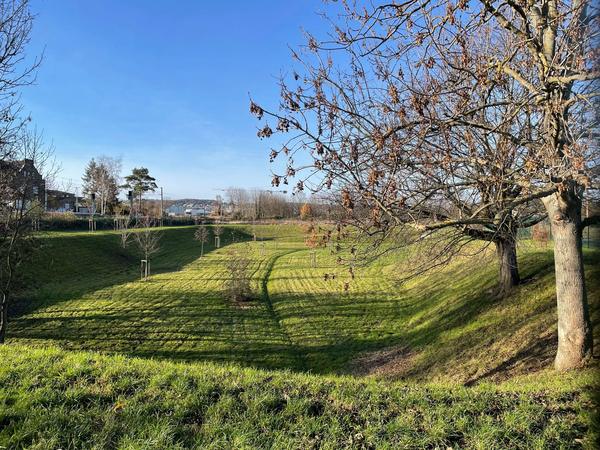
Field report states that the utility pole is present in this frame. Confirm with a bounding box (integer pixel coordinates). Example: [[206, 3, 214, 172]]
[[74, 186, 79, 213], [160, 187, 164, 227]]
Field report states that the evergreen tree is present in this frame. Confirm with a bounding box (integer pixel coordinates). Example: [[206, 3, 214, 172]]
[[121, 167, 158, 215]]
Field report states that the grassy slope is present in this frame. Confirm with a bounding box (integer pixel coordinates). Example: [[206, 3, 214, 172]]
[[271, 241, 600, 382], [1, 344, 598, 449], [11, 225, 600, 383], [2, 224, 600, 448], [14, 225, 306, 370]]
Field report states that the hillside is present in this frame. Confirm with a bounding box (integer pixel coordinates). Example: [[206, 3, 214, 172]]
[[9, 225, 600, 384], [3, 224, 600, 447], [0, 344, 598, 449]]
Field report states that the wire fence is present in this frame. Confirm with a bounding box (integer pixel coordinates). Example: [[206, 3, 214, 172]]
[[517, 220, 600, 249]]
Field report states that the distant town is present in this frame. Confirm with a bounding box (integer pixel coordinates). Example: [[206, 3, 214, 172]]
[[11, 157, 334, 224]]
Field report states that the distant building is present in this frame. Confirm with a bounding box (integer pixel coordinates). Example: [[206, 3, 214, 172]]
[[166, 199, 215, 217], [46, 190, 77, 212], [0, 158, 45, 208]]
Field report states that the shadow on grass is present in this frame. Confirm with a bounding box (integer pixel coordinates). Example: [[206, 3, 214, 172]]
[[11, 234, 600, 381], [11, 226, 254, 319]]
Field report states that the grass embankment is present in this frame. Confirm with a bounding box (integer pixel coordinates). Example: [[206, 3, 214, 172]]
[[2, 224, 599, 448], [1, 344, 598, 449], [11, 225, 600, 383]]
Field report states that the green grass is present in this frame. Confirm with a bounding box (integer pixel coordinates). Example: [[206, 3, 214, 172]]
[[11, 224, 600, 382], [2, 224, 599, 447], [1, 344, 598, 449]]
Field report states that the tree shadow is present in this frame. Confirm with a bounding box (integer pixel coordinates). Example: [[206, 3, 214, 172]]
[[10, 231, 600, 383], [11, 226, 253, 319]]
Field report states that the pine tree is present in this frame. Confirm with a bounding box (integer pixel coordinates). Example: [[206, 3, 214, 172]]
[[121, 167, 158, 215]]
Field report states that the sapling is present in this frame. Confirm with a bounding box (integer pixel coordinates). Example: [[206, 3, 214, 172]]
[[194, 225, 209, 257], [133, 217, 162, 281]]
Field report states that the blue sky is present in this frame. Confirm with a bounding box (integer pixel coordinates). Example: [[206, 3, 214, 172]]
[[22, 0, 326, 199]]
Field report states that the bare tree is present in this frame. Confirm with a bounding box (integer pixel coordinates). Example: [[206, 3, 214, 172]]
[[194, 225, 209, 257], [81, 155, 121, 215], [223, 244, 253, 302], [1, 128, 55, 342], [213, 224, 223, 248], [0, 0, 43, 343], [253, 0, 599, 369], [214, 194, 224, 218], [304, 222, 319, 268], [118, 215, 132, 249], [0, 0, 39, 155], [132, 217, 162, 281], [226, 187, 249, 219]]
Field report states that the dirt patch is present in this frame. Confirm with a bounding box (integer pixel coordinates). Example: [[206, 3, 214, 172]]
[[350, 346, 415, 377]]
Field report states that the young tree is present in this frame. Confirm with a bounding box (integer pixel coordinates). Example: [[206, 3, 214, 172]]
[[254, 0, 598, 369], [213, 224, 223, 248], [223, 244, 253, 302], [121, 167, 158, 215], [304, 222, 320, 268], [118, 216, 132, 249], [132, 217, 161, 281], [194, 225, 209, 257]]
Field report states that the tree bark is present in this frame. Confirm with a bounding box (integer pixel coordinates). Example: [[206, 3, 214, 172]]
[[542, 188, 593, 370], [0, 292, 8, 344], [494, 235, 520, 297]]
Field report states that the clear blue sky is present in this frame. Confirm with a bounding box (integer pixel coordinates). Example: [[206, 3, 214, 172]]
[[22, 0, 326, 199]]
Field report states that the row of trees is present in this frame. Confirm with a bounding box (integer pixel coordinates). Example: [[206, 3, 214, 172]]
[[224, 187, 340, 220], [254, 0, 599, 370]]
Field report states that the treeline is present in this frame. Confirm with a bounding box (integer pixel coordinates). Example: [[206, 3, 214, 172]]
[[223, 188, 341, 221]]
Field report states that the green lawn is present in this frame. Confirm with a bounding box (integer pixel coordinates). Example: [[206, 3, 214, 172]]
[[2, 224, 599, 448], [0, 344, 597, 449], [11, 224, 599, 382]]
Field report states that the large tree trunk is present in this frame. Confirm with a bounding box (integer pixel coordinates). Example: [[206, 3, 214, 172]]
[[542, 189, 593, 370], [495, 236, 520, 297], [0, 292, 7, 344]]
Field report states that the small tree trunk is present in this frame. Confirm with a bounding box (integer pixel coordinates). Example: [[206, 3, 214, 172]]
[[201, 241, 204, 257], [543, 189, 593, 370], [495, 236, 520, 297], [0, 292, 8, 344]]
